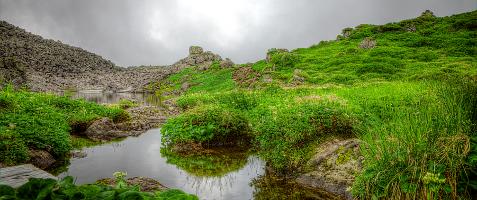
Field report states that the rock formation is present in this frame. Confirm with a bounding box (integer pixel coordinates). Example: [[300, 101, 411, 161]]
[[0, 20, 226, 92]]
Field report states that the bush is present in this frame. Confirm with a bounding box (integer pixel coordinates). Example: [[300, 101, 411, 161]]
[[267, 49, 301, 70], [254, 101, 354, 171], [162, 105, 251, 147], [0, 88, 128, 164]]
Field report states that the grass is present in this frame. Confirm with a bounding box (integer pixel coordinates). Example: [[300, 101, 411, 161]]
[[159, 10, 477, 199], [0, 85, 129, 165]]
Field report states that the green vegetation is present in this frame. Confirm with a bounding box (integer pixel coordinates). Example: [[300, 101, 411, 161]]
[[0, 172, 198, 200], [0, 86, 129, 165], [160, 10, 477, 199]]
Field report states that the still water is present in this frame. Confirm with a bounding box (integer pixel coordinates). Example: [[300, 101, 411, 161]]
[[59, 92, 325, 199], [60, 91, 267, 199], [59, 129, 266, 200], [70, 90, 162, 106]]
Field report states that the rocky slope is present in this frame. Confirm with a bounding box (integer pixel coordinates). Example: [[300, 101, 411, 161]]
[[0, 20, 227, 92]]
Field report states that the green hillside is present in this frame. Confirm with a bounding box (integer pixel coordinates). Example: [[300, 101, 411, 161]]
[[160, 10, 477, 199]]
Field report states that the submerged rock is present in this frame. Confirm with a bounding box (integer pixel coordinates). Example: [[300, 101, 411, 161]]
[[70, 150, 87, 159], [296, 138, 362, 200]]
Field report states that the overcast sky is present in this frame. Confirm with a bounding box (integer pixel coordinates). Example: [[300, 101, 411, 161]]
[[0, 0, 475, 67]]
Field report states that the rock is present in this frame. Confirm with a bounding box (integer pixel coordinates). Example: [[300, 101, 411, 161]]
[[84, 106, 168, 141], [85, 117, 127, 141], [405, 24, 417, 32], [220, 58, 234, 68], [359, 37, 376, 49], [262, 74, 273, 83], [296, 138, 362, 200], [97, 177, 168, 192], [181, 82, 190, 91], [233, 67, 261, 88], [189, 46, 204, 55], [292, 69, 305, 84], [28, 150, 56, 169], [71, 150, 87, 158]]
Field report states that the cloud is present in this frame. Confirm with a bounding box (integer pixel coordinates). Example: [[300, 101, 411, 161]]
[[0, 0, 475, 66]]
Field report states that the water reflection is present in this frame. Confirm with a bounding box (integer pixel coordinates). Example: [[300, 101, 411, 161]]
[[69, 91, 162, 106], [58, 129, 266, 200], [160, 147, 250, 177]]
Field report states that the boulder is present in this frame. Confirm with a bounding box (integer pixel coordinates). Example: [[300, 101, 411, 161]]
[[359, 37, 376, 49], [220, 58, 234, 68], [28, 150, 56, 169], [189, 46, 204, 55], [292, 69, 305, 84], [85, 117, 127, 141], [296, 138, 362, 200]]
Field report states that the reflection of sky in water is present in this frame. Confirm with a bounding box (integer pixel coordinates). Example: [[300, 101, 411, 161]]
[[70, 91, 162, 106], [59, 129, 265, 200]]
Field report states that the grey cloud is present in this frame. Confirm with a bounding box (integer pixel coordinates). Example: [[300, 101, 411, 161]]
[[0, 0, 475, 66]]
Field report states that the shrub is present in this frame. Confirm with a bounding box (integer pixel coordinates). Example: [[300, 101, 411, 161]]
[[162, 105, 251, 147], [267, 49, 301, 70], [0, 88, 129, 164], [254, 101, 354, 171]]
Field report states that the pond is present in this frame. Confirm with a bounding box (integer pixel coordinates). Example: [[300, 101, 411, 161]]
[[57, 91, 335, 199], [58, 129, 266, 200]]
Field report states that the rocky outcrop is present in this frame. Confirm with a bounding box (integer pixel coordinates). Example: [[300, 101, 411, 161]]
[[83, 106, 168, 141], [171, 46, 222, 71], [296, 138, 362, 200], [232, 66, 261, 88], [0, 20, 225, 92]]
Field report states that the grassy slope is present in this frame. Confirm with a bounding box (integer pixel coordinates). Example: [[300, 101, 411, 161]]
[[0, 86, 129, 165], [160, 10, 477, 199]]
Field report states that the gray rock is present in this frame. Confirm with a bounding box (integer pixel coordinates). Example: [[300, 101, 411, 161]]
[[359, 37, 376, 49], [220, 58, 234, 68], [189, 46, 204, 55], [71, 150, 87, 158], [296, 138, 362, 200], [28, 150, 56, 169], [292, 69, 305, 84], [181, 82, 190, 91], [85, 117, 127, 141]]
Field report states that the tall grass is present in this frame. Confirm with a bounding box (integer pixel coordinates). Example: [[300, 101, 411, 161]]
[[350, 80, 477, 199]]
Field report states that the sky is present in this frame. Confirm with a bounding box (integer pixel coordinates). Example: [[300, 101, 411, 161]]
[[0, 0, 475, 67]]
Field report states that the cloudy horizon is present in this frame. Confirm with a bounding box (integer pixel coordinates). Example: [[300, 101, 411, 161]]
[[0, 0, 475, 67]]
